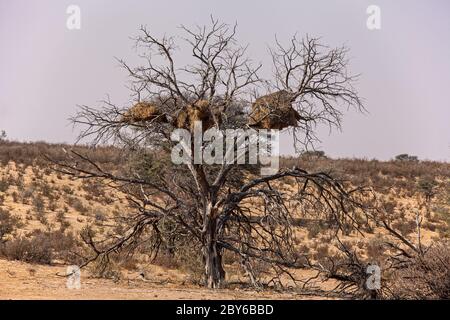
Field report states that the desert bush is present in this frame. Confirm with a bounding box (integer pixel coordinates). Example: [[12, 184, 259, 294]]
[[434, 206, 450, 238], [32, 195, 45, 213], [101, 195, 114, 205], [392, 220, 416, 236], [11, 191, 19, 203], [0, 178, 9, 193], [0, 208, 23, 242], [0, 229, 79, 264], [88, 256, 123, 280], [20, 187, 34, 202], [31, 167, 44, 180], [366, 235, 387, 262], [418, 178, 438, 217], [67, 197, 88, 214], [418, 178, 437, 197], [62, 185, 74, 195], [0, 236, 53, 264], [146, 235, 204, 284], [81, 180, 106, 199], [313, 244, 330, 261], [47, 201, 58, 212], [40, 180, 54, 199], [56, 210, 65, 223], [36, 211, 49, 226], [391, 241, 450, 299], [422, 221, 437, 232], [56, 210, 70, 231], [307, 220, 329, 239], [152, 252, 180, 270], [92, 207, 107, 222]]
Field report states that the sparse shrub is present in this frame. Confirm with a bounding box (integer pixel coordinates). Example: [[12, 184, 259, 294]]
[[56, 210, 65, 222], [391, 242, 450, 299], [68, 197, 88, 214], [36, 211, 49, 226], [392, 220, 416, 236], [93, 207, 107, 222], [25, 210, 33, 221], [31, 167, 43, 180], [60, 221, 70, 232], [32, 195, 45, 213], [102, 196, 114, 205], [152, 252, 180, 270], [0, 178, 8, 193], [366, 236, 386, 262], [47, 201, 58, 212], [0, 236, 52, 264], [40, 181, 54, 198], [175, 247, 204, 284], [20, 187, 34, 204], [62, 185, 74, 195], [418, 178, 438, 217], [307, 221, 326, 239], [314, 244, 330, 260], [88, 253, 123, 280], [0, 229, 79, 264], [11, 191, 19, 203], [422, 221, 437, 232], [0, 208, 23, 241]]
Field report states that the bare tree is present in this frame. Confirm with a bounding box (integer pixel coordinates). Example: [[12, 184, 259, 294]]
[[51, 18, 366, 289]]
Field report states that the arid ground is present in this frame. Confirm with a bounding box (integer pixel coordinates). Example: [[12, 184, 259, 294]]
[[0, 141, 449, 299]]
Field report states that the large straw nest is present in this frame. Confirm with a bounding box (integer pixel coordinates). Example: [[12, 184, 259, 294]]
[[248, 90, 302, 130], [122, 102, 168, 124], [174, 100, 220, 132]]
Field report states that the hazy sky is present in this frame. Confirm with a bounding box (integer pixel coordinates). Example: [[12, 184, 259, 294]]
[[0, 0, 449, 161]]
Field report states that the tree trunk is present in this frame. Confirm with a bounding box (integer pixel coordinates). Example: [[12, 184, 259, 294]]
[[203, 212, 225, 289]]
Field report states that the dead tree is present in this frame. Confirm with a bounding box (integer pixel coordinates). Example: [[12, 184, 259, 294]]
[[51, 18, 365, 289]]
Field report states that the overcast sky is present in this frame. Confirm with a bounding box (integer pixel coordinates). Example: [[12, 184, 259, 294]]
[[0, 0, 449, 161]]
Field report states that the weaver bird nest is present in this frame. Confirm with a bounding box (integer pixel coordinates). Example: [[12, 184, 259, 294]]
[[174, 100, 221, 132], [248, 90, 302, 130], [122, 102, 168, 124]]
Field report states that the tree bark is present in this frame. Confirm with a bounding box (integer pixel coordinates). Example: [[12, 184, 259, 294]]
[[202, 208, 225, 289]]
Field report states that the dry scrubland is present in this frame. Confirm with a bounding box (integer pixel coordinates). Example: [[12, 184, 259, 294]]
[[0, 140, 449, 299]]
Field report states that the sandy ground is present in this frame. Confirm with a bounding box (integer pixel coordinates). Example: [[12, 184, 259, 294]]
[[0, 259, 327, 300]]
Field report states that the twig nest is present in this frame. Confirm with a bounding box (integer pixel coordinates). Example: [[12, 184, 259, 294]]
[[122, 102, 168, 124], [174, 100, 220, 132], [248, 90, 302, 130]]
